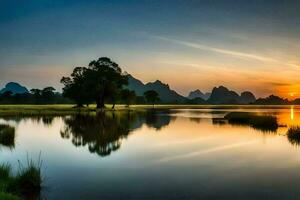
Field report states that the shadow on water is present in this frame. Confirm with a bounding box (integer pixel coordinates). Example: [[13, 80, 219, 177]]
[[212, 118, 227, 126], [60, 110, 172, 157]]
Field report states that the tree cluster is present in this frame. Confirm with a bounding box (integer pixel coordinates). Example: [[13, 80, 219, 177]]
[[61, 57, 160, 108], [0, 87, 71, 104]]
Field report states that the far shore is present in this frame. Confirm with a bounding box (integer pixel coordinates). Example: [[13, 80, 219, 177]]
[[0, 104, 297, 116]]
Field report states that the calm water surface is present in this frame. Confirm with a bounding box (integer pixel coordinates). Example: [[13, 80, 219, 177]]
[[1, 107, 300, 199]]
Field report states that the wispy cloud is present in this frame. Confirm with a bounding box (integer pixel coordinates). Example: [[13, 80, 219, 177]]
[[153, 36, 278, 63], [156, 140, 259, 163], [158, 60, 201, 68]]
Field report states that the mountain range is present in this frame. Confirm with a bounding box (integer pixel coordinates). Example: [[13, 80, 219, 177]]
[[127, 75, 256, 104], [127, 74, 187, 103], [207, 86, 256, 104], [1, 75, 257, 104]]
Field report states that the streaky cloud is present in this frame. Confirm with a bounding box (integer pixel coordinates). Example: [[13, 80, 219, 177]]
[[153, 35, 278, 63]]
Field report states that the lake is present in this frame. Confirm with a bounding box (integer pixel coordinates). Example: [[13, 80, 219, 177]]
[[1, 106, 300, 199]]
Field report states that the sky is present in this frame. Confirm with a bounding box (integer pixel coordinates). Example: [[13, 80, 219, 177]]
[[1, 0, 300, 98]]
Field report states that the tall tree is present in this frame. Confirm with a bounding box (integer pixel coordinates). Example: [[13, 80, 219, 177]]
[[61, 57, 128, 109], [144, 90, 160, 107], [61, 67, 90, 107], [84, 57, 128, 109]]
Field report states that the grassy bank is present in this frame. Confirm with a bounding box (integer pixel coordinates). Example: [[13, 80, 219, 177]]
[[0, 104, 297, 116]]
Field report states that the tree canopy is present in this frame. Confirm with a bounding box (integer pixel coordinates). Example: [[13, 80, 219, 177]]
[[61, 57, 129, 108]]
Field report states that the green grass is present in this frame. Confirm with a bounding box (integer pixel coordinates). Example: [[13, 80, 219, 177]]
[[0, 157, 42, 200], [0, 104, 297, 117], [287, 126, 300, 146], [0, 104, 94, 116], [224, 112, 278, 132], [0, 163, 11, 179], [0, 125, 15, 147]]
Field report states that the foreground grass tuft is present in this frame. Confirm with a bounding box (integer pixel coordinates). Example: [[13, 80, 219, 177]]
[[0, 125, 15, 147], [0, 163, 11, 179], [287, 126, 300, 146], [224, 112, 278, 132], [0, 156, 43, 200], [0, 192, 21, 200], [14, 158, 42, 194]]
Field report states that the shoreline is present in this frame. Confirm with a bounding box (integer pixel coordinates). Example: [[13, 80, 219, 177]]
[[0, 104, 296, 116]]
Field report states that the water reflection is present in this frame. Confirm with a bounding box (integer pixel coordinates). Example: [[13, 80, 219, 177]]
[[291, 106, 294, 120], [60, 111, 172, 156], [3, 108, 300, 199]]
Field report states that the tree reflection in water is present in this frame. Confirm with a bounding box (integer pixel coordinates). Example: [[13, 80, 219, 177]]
[[60, 111, 172, 157]]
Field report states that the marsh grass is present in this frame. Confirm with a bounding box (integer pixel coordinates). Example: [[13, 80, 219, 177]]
[[0, 155, 43, 200], [287, 126, 300, 146], [14, 156, 43, 195], [0, 125, 15, 147], [0, 192, 21, 200], [0, 164, 19, 200], [0, 105, 94, 117], [0, 163, 11, 179], [224, 112, 278, 132]]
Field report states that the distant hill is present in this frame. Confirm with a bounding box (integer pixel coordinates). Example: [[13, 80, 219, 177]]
[[187, 89, 210, 100], [127, 74, 146, 96], [0, 80, 260, 105], [127, 77, 258, 104], [207, 86, 256, 104], [127, 75, 187, 103], [208, 86, 240, 104], [255, 95, 289, 105], [240, 91, 256, 104], [0, 82, 29, 94]]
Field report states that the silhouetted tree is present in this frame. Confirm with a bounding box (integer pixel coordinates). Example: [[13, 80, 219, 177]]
[[84, 57, 128, 109], [61, 67, 91, 107], [121, 89, 136, 108], [30, 89, 41, 97], [41, 87, 55, 101], [106, 83, 121, 110], [60, 57, 128, 109], [144, 90, 160, 107]]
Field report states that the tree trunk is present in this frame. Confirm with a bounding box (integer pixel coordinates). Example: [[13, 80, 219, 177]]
[[96, 92, 105, 109], [112, 103, 115, 110]]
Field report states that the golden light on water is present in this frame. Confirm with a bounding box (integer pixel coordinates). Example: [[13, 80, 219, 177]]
[[291, 106, 294, 120]]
